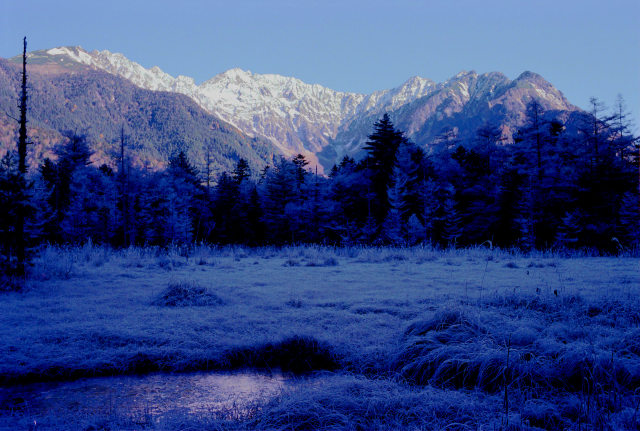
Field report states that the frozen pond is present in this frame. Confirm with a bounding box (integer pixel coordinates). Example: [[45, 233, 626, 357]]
[[0, 370, 296, 426]]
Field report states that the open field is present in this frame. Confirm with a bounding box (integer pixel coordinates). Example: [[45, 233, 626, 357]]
[[1, 245, 639, 430]]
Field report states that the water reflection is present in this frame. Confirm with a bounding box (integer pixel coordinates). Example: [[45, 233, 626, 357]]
[[0, 370, 291, 424]]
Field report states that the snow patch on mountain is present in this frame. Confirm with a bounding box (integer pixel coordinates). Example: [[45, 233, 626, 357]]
[[46, 47, 94, 65]]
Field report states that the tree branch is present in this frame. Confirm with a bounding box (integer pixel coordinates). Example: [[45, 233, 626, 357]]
[[4, 112, 19, 123]]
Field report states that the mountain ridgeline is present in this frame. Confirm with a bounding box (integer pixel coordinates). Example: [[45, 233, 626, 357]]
[[0, 55, 278, 175], [4, 46, 580, 174]]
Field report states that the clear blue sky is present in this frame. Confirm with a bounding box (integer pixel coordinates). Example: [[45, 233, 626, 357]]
[[2, 0, 639, 126]]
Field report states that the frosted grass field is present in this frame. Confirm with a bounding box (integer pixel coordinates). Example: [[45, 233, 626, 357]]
[[1, 244, 639, 430]]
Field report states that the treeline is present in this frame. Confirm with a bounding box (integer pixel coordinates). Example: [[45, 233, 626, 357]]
[[1, 99, 638, 264]]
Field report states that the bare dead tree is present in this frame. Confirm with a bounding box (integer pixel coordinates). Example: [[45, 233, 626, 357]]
[[16, 37, 31, 275]]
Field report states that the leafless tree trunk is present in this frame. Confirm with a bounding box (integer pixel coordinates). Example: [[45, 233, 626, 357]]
[[16, 37, 30, 275]]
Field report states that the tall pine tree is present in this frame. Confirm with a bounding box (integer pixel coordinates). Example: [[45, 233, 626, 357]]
[[363, 114, 406, 223]]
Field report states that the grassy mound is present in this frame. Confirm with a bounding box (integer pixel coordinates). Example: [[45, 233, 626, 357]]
[[152, 281, 224, 307]]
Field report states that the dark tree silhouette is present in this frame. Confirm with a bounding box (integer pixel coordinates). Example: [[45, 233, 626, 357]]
[[39, 133, 92, 242], [0, 38, 35, 284], [232, 158, 251, 184], [169, 151, 200, 186], [363, 114, 407, 222], [17, 38, 29, 175], [16, 37, 31, 275], [291, 153, 309, 189], [116, 127, 133, 247]]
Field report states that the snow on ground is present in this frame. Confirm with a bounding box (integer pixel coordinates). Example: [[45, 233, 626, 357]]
[[0, 245, 639, 430]]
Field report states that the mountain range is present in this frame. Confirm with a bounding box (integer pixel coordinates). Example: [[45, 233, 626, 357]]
[[1, 46, 580, 174]]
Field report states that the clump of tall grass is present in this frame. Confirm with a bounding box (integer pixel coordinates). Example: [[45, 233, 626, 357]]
[[152, 281, 224, 307], [30, 245, 77, 280], [394, 299, 640, 429]]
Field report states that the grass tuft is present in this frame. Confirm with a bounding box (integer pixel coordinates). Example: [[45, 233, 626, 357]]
[[152, 281, 224, 307]]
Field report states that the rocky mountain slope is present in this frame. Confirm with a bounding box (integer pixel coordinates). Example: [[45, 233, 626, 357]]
[[324, 70, 578, 164], [0, 55, 277, 174], [4, 46, 580, 173]]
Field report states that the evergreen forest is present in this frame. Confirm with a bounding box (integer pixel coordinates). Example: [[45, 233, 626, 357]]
[[2, 97, 638, 280]]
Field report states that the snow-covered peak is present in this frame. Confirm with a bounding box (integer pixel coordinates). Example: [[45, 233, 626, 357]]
[[393, 75, 436, 103], [403, 75, 434, 89], [46, 46, 94, 65], [196, 68, 368, 161], [349, 74, 436, 118], [222, 67, 252, 78], [512, 71, 571, 109], [454, 70, 476, 79]]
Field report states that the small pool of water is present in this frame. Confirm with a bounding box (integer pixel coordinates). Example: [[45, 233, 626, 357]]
[[0, 370, 298, 427]]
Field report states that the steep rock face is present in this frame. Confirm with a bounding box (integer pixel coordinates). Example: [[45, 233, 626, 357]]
[[0, 57, 277, 173], [7, 47, 580, 172]]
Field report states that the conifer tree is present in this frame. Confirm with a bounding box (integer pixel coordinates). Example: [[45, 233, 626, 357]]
[[212, 172, 239, 242], [618, 191, 640, 248], [494, 167, 524, 247], [261, 157, 297, 243], [363, 114, 406, 222], [433, 183, 461, 247], [0, 154, 31, 284], [247, 186, 264, 245], [61, 167, 118, 245], [291, 154, 309, 190], [232, 158, 251, 184], [406, 215, 425, 245], [442, 196, 462, 248], [555, 211, 583, 249], [416, 178, 439, 244], [359, 216, 380, 245], [136, 172, 165, 245], [516, 100, 546, 181], [381, 175, 405, 245], [116, 127, 133, 247], [516, 181, 536, 251], [393, 140, 425, 221], [40, 133, 92, 242], [610, 95, 639, 162], [169, 151, 200, 186]]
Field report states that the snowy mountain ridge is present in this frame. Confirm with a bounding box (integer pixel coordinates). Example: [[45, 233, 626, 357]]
[[40, 47, 441, 166], [32, 46, 576, 171]]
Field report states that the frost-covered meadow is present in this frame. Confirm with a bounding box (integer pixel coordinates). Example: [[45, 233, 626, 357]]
[[1, 245, 639, 430]]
